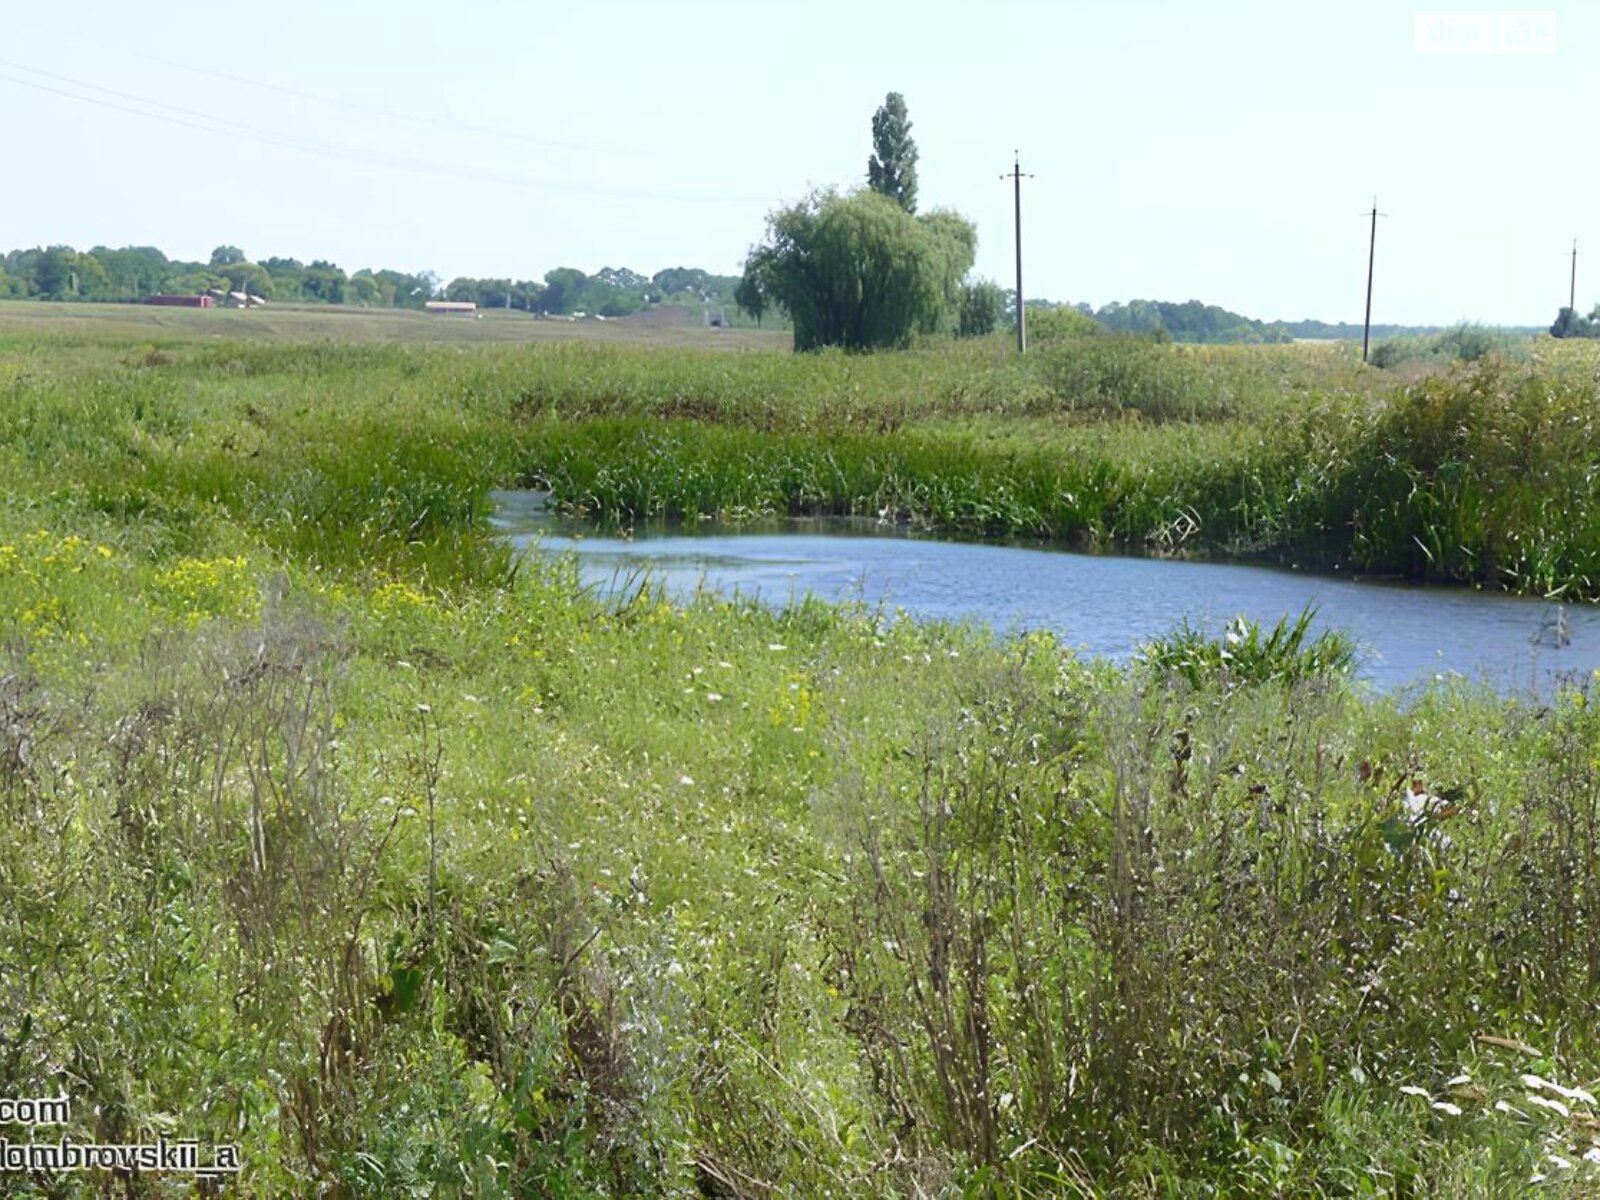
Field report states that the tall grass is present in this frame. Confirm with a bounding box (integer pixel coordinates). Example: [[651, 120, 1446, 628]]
[[1139, 605, 1360, 686], [1037, 332, 1274, 421], [5, 326, 1598, 596]]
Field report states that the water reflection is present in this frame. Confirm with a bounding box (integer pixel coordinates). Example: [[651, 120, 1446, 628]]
[[492, 491, 1594, 695]]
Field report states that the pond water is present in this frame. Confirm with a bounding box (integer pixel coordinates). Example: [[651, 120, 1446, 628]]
[[492, 490, 1597, 694]]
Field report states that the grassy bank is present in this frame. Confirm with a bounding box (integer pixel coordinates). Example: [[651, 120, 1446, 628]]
[[4, 322, 1600, 1194], [8, 325, 1600, 594]]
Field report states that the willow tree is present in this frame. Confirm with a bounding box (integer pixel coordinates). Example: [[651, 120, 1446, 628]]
[[739, 189, 976, 351]]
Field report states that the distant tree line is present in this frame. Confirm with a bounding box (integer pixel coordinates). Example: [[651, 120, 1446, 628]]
[[1085, 298, 1295, 343], [0, 244, 760, 323], [1064, 300, 1457, 344], [443, 264, 752, 320], [0, 241, 1541, 345]]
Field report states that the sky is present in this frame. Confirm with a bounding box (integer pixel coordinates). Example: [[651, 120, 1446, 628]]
[[1, 1, 1591, 325]]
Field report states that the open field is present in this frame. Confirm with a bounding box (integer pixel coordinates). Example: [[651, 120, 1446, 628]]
[[0, 299, 792, 351], [4, 316, 1600, 1194]]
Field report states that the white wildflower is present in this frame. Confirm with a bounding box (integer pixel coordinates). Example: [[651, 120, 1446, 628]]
[[1527, 1095, 1571, 1118], [1524, 1075, 1597, 1105]]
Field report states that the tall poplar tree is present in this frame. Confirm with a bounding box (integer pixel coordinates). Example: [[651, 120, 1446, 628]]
[[867, 92, 919, 214]]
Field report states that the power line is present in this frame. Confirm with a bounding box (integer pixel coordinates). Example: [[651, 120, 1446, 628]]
[[0, 68, 497, 185], [0, 59, 450, 170], [115, 46, 652, 157], [0, 69, 252, 142], [0, 63, 778, 205]]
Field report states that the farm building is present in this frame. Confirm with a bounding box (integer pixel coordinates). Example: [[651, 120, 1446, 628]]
[[205, 290, 267, 308], [146, 294, 215, 308], [425, 300, 477, 315]]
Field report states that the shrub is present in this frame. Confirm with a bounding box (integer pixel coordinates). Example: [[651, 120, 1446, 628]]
[[956, 279, 1006, 338], [1022, 305, 1102, 344], [1371, 324, 1524, 370]]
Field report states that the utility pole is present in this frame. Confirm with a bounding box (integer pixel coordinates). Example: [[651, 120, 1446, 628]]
[[1571, 238, 1578, 313], [1001, 152, 1033, 354], [1361, 197, 1387, 364]]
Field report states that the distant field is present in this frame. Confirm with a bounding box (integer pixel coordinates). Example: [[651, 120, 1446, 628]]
[[0, 298, 792, 350]]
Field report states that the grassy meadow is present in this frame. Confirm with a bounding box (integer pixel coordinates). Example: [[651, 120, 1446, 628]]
[[0, 298, 790, 350], [4, 311, 1600, 1194]]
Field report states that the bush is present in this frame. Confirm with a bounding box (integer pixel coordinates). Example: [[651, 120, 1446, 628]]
[[1022, 305, 1102, 344], [956, 279, 1006, 338], [1432, 323, 1501, 362], [1367, 338, 1418, 369], [1370, 324, 1523, 370]]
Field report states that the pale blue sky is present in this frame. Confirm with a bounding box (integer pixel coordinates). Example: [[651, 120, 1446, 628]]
[[3, 2, 1590, 324]]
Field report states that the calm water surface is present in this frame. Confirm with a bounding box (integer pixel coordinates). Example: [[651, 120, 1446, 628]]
[[492, 491, 1597, 694]]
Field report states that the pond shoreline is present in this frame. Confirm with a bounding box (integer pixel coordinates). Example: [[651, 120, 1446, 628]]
[[492, 489, 1594, 695], [495, 488, 1513, 596]]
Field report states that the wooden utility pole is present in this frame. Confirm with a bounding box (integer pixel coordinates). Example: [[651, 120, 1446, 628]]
[[1362, 197, 1386, 363], [1571, 238, 1579, 313], [1001, 153, 1033, 354]]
